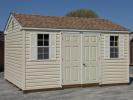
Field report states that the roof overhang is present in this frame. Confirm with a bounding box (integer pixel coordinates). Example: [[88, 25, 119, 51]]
[[22, 27, 130, 33]]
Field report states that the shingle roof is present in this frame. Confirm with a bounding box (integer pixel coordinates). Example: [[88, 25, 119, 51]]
[[13, 13, 129, 31]]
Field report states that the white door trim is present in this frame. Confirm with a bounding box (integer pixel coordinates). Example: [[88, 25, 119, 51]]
[[80, 32, 83, 84], [60, 32, 62, 87], [61, 32, 100, 85]]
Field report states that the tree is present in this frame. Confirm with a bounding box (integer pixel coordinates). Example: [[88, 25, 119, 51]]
[[65, 8, 98, 18]]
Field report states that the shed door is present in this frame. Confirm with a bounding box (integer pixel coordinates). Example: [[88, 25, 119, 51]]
[[62, 33, 99, 85], [62, 33, 81, 85], [82, 34, 99, 83]]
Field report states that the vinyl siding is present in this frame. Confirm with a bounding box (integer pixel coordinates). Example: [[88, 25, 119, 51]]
[[6, 16, 21, 33], [5, 17, 24, 89], [25, 31, 61, 90], [100, 33, 129, 84]]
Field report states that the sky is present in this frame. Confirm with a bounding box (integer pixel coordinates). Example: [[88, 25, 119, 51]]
[[0, 0, 133, 31]]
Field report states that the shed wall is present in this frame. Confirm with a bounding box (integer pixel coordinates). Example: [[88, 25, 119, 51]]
[[101, 33, 129, 84], [25, 31, 61, 90], [5, 17, 24, 88]]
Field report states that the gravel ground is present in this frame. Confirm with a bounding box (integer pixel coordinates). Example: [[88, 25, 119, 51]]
[[0, 70, 133, 100]]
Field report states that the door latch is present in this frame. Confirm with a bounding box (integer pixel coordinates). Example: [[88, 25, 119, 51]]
[[83, 63, 87, 67], [83, 63, 86, 66]]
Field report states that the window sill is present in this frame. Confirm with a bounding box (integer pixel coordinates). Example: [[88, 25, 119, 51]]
[[30, 59, 57, 62], [104, 58, 124, 60]]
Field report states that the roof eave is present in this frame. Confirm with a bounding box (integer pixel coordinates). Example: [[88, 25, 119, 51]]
[[21, 27, 130, 33]]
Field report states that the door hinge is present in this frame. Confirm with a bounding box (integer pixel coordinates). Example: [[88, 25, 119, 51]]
[[62, 37, 63, 40], [62, 58, 63, 61]]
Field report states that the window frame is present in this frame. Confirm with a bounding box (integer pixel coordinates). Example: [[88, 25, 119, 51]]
[[110, 35, 119, 59], [37, 34, 49, 60]]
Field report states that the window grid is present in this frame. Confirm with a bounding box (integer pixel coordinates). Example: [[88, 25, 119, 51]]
[[110, 36, 119, 58], [37, 34, 49, 59]]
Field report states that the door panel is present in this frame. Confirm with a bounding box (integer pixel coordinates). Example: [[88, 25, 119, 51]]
[[62, 33, 81, 85], [82, 34, 99, 83]]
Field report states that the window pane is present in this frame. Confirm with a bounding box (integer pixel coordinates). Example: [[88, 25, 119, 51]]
[[115, 36, 118, 41], [44, 41, 49, 46], [43, 54, 49, 59], [114, 47, 118, 53], [110, 52, 114, 58], [44, 34, 49, 40], [110, 36, 114, 41], [38, 47, 43, 54], [115, 42, 118, 46], [38, 54, 43, 59], [110, 42, 114, 46], [110, 47, 115, 53], [43, 47, 49, 54], [38, 41, 43, 46], [38, 34, 43, 40], [114, 53, 118, 58]]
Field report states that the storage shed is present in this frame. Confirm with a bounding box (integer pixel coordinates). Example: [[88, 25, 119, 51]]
[[4, 13, 130, 91]]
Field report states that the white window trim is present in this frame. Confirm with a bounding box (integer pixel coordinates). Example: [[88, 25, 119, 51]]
[[104, 34, 124, 60], [49, 33, 56, 60], [30, 32, 57, 61], [110, 35, 119, 59], [109, 35, 120, 60]]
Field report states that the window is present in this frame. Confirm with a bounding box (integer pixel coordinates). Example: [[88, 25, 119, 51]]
[[110, 36, 119, 58], [37, 34, 49, 59], [31, 33, 56, 60]]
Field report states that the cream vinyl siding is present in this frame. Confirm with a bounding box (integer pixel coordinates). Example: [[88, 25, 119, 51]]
[[101, 33, 129, 84], [5, 18, 24, 89], [25, 31, 61, 90], [6, 16, 21, 33]]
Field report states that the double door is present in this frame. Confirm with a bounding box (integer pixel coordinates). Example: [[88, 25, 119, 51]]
[[62, 32, 99, 85]]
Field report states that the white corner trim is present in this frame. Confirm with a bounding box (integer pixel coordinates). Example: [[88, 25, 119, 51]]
[[22, 27, 130, 33], [98, 34, 102, 85], [60, 32, 62, 87], [22, 30, 26, 90]]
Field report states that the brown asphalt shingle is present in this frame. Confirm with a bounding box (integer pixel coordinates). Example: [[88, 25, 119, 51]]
[[13, 13, 129, 31]]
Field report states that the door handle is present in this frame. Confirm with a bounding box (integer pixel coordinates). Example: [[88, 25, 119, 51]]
[[83, 63, 86, 67], [83, 63, 85, 66]]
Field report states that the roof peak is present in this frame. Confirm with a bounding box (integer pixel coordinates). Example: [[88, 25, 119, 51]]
[[13, 12, 108, 20]]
